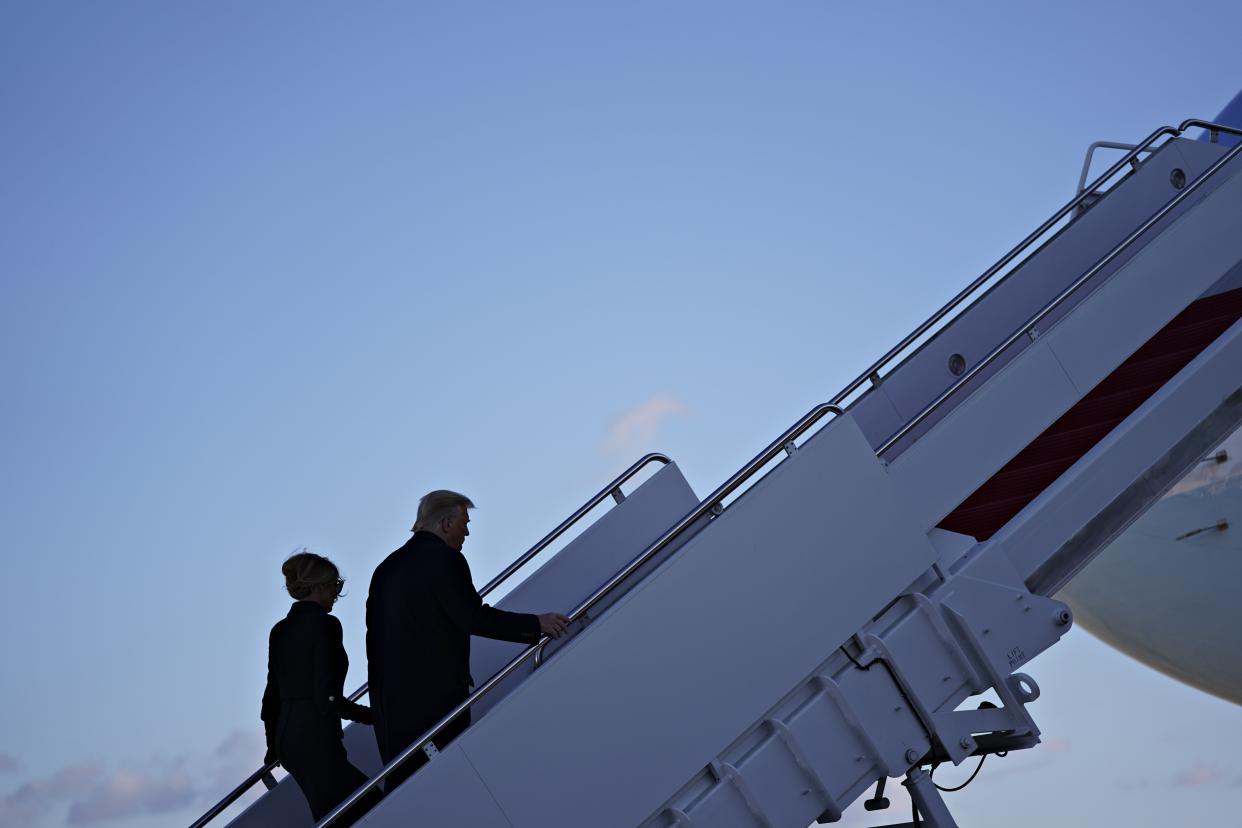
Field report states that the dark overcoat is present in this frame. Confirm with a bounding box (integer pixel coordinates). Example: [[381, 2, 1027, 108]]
[[366, 531, 540, 786], [261, 601, 374, 823]]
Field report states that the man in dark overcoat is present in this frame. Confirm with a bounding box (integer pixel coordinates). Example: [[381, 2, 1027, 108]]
[[366, 490, 569, 791]]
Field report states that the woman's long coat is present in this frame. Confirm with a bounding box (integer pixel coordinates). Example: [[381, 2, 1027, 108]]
[[262, 600, 373, 822]]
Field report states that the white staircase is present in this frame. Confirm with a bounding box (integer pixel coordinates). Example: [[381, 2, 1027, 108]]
[[192, 119, 1242, 828]]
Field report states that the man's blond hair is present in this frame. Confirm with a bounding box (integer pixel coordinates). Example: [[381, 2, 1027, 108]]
[[413, 490, 475, 532]]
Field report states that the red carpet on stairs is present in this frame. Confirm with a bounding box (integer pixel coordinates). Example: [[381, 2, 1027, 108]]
[[937, 285, 1242, 541]]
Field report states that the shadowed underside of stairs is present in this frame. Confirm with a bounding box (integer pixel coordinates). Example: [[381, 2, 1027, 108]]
[[938, 285, 1242, 540]]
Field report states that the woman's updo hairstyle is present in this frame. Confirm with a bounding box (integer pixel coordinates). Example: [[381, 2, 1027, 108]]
[[282, 549, 339, 600]]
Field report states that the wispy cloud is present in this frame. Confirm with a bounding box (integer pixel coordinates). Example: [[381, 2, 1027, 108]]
[[1171, 765, 1224, 788], [1042, 736, 1071, 753], [0, 761, 101, 827], [600, 394, 689, 456], [66, 763, 196, 826], [0, 730, 268, 828], [204, 729, 268, 802], [0, 753, 19, 774], [1117, 776, 1153, 792], [213, 729, 264, 762]]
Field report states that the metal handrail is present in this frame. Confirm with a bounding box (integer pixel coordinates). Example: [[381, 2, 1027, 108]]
[[1179, 118, 1242, 140], [476, 452, 672, 597], [189, 766, 280, 828], [877, 120, 1242, 455], [188, 452, 671, 828], [1076, 140, 1157, 197], [825, 124, 1182, 412], [317, 402, 844, 826]]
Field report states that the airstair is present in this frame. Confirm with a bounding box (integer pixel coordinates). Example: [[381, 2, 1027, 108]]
[[192, 118, 1242, 828]]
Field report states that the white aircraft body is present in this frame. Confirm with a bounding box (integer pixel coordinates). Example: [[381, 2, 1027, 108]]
[[1061, 427, 1242, 705]]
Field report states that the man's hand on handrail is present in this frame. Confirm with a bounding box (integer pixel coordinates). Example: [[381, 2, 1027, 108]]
[[538, 613, 571, 639]]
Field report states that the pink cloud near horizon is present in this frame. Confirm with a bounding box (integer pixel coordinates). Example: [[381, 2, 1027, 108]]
[[600, 394, 689, 457], [0, 730, 267, 828], [0, 761, 101, 827], [1171, 765, 1224, 788], [66, 765, 196, 826]]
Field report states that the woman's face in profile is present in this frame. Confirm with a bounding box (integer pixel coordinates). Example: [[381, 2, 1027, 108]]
[[312, 577, 343, 612]]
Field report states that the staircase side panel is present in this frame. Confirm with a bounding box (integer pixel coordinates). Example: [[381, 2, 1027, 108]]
[[224, 464, 698, 828], [470, 462, 700, 719], [355, 744, 513, 828], [887, 341, 1082, 534], [448, 415, 938, 828]]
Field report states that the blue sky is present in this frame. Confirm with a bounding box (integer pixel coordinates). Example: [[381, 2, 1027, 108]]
[[2, 3, 1241, 826]]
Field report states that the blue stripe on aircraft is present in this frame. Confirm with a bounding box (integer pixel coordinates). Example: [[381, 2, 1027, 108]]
[[1199, 89, 1242, 148]]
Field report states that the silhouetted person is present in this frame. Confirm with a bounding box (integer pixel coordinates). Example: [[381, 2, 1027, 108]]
[[262, 551, 379, 825], [367, 490, 570, 791]]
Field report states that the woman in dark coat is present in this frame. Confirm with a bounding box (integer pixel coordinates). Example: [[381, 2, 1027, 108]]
[[262, 551, 378, 825]]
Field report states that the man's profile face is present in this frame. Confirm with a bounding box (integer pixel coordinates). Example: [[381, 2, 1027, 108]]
[[441, 506, 470, 551]]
